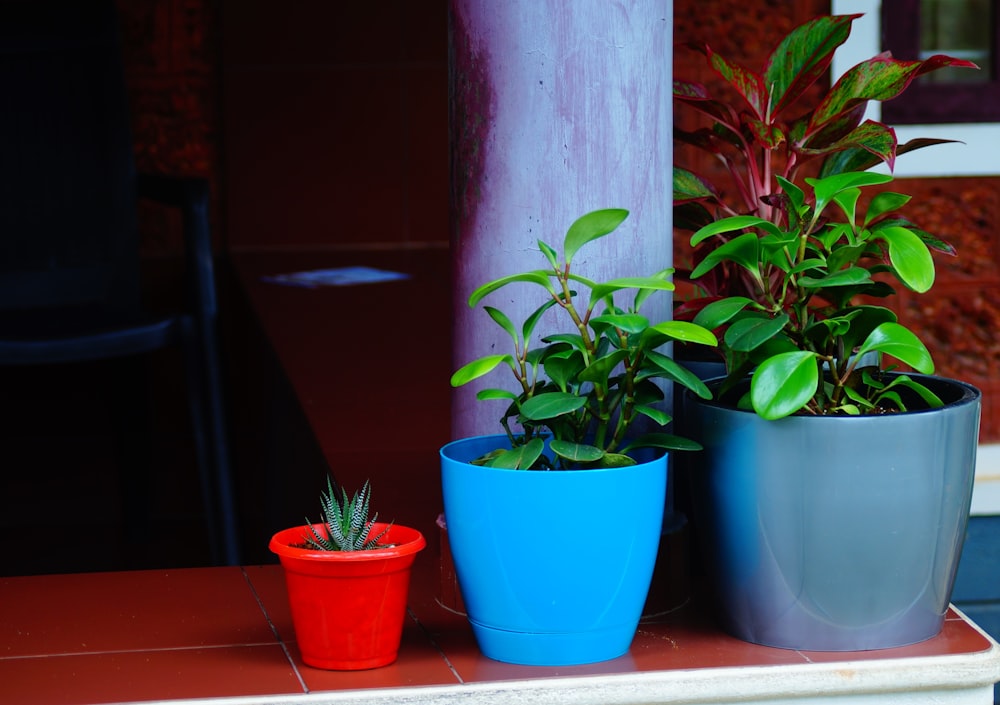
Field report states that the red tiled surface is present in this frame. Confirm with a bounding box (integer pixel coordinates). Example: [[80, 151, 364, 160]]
[[1, 249, 997, 704], [0, 567, 303, 705], [0, 646, 300, 705], [0, 568, 271, 657], [1, 562, 994, 705]]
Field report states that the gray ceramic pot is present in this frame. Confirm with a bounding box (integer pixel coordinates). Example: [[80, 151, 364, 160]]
[[685, 373, 981, 650]]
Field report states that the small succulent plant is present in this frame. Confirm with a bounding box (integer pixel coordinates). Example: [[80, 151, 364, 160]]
[[302, 478, 392, 551]]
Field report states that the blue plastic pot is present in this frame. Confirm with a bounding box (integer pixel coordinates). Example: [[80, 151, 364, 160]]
[[686, 373, 981, 650], [440, 434, 666, 666]]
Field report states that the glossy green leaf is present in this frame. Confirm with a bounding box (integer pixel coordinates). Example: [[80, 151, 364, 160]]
[[883, 374, 943, 409], [831, 187, 861, 224], [450, 354, 512, 386], [622, 432, 703, 453], [484, 306, 517, 344], [544, 355, 582, 391], [690, 215, 782, 246], [798, 266, 871, 288], [564, 208, 629, 264], [488, 438, 544, 469], [856, 322, 934, 374], [578, 350, 629, 384], [644, 349, 713, 399], [542, 333, 587, 352], [468, 270, 553, 307], [590, 313, 649, 335], [634, 404, 671, 426], [806, 314, 852, 342], [591, 276, 674, 302], [807, 171, 893, 215], [788, 258, 826, 275], [865, 192, 911, 226], [692, 297, 753, 329], [875, 217, 956, 256], [825, 304, 897, 353], [750, 351, 820, 420], [522, 299, 558, 344], [538, 239, 559, 270], [825, 242, 866, 272], [647, 320, 719, 346], [633, 269, 675, 310], [597, 452, 639, 467], [519, 392, 587, 421], [475, 388, 519, 402], [550, 440, 604, 463], [876, 390, 907, 411], [814, 223, 853, 252], [875, 225, 935, 293], [724, 314, 789, 352], [690, 232, 762, 281], [632, 378, 667, 405], [775, 175, 805, 216]]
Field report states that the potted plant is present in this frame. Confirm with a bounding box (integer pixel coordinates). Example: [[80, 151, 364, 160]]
[[442, 208, 717, 666], [269, 478, 426, 670], [672, 14, 982, 650]]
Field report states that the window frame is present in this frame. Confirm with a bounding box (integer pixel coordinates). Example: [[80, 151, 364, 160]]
[[830, 0, 1000, 177], [881, 0, 1000, 124]]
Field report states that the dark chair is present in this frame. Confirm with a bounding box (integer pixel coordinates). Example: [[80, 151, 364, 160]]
[[0, 1, 239, 565]]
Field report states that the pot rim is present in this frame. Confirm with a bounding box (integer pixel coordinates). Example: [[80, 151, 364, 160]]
[[439, 433, 666, 472], [269, 522, 426, 561], [686, 371, 981, 417]]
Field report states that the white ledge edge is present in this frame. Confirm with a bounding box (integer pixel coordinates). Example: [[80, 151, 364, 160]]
[[128, 612, 1000, 705]]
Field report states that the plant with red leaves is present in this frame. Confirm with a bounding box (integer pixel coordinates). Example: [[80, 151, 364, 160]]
[[673, 13, 977, 419]]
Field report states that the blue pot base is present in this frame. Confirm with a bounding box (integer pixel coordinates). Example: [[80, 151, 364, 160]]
[[442, 434, 667, 666], [469, 620, 632, 666]]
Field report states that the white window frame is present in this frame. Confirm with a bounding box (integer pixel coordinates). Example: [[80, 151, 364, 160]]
[[831, 0, 1000, 177]]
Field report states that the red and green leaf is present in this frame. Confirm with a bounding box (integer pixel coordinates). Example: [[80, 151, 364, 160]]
[[673, 166, 720, 204], [800, 119, 898, 171], [763, 13, 860, 118], [687, 42, 769, 120], [809, 53, 978, 139]]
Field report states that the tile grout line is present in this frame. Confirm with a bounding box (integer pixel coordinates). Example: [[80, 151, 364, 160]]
[[240, 566, 310, 693], [408, 606, 465, 685], [0, 642, 280, 661]]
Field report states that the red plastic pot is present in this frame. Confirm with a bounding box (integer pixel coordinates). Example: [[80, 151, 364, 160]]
[[269, 522, 426, 670]]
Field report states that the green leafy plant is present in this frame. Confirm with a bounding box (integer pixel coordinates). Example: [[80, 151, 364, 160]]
[[672, 13, 977, 420], [451, 208, 718, 470], [302, 478, 391, 551]]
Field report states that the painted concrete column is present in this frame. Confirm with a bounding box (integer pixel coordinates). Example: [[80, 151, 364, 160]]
[[449, 0, 674, 438]]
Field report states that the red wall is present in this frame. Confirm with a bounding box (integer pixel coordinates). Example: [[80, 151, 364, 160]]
[[219, 0, 449, 251], [122, 0, 1000, 440]]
